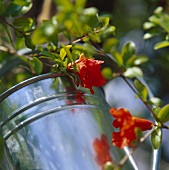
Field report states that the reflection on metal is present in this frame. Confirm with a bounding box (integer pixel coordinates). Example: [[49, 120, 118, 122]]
[[0, 73, 138, 170]]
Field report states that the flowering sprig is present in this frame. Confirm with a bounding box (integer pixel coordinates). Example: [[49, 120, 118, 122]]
[[1, 1, 169, 170], [67, 53, 106, 94], [109, 108, 153, 149]]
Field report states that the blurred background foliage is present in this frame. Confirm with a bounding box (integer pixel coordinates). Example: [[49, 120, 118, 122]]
[[0, 0, 169, 103], [0, 0, 169, 169]]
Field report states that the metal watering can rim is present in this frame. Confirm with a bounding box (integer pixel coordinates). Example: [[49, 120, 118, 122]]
[[0, 72, 67, 103]]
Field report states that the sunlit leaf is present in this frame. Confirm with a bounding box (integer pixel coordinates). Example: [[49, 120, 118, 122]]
[[157, 104, 169, 123], [134, 55, 149, 65], [32, 21, 57, 45], [154, 41, 169, 50], [13, 17, 34, 32], [24, 36, 35, 50], [101, 17, 110, 27], [158, 14, 169, 33], [153, 107, 161, 116], [60, 45, 72, 60], [121, 41, 136, 64], [148, 15, 159, 24], [148, 97, 163, 107], [143, 22, 155, 30], [154, 6, 163, 16], [74, 0, 86, 10], [103, 38, 119, 53], [54, 0, 73, 9], [82, 7, 99, 28], [61, 43, 73, 63], [124, 67, 143, 78], [102, 67, 113, 80], [112, 51, 123, 66], [101, 26, 116, 39], [103, 161, 115, 170], [151, 128, 162, 150], [2, 1, 32, 16], [134, 79, 148, 101]]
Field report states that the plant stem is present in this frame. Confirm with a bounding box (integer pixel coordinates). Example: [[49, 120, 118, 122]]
[[118, 129, 153, 167]]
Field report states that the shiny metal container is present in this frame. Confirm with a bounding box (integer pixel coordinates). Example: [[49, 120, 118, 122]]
[[0, 73, 137, 170]]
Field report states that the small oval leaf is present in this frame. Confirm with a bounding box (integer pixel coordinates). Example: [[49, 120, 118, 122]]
[[134, 79, 148, 101], [151, 128, 162, 150], [157, 104, 169, 123], [32, 57, 43, 75], [124, 67, 143, 78], [154, 41, 169, 50]]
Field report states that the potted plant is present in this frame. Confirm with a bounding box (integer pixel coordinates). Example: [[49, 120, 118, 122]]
[[0, 0, 169, 170]]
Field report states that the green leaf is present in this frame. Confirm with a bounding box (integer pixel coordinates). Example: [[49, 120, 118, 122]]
[[103, 38, 119, 53], [60, 45, 72, 60], [32, 21, 57, 45], [124, 67, 143, 78], [154, 41, 169, 50], [40, 51, 57, 59], [153, 107, 161, 116], [13, 17, 34, 32], [148, 97, 163, 107], [121, 41, 136, 64], [134, 55, 149, 65], [154, 6, 163, 16], [143, 22, 155, 30], [101, 17, 110, 27], [103, 161, 114, 170], [151, 128, 162, 150], [102, 67, 113, 80], [134, 79, 148, 101], [82, 7, 99, 28], [60, 43, 73, 63], [32, 57, 43, 75], [112, 51, 123, 66], [54, 0, 73, 9], [74, 0, 86, 10], [157, 104, 169, 123], [24, 36, 35, 50], [2, 1, 32, 16], [100, 26, 116, 39], [158, 14, 169, 33]]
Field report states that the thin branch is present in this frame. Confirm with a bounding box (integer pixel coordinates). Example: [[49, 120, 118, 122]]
[[118, 129, 153, 167]]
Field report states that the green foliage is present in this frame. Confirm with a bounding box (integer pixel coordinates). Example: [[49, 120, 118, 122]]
[[103, 161, 115, 170], [0, 0, 32, 17], [0, 135, 4, 161], [102, 67, 113, 80], [134, 79, 148, 101], [157, 104, 169, 123], [144, 7, 169, 49], [148, 97, 163, 107], [151, 128, 162, 150], [30, 57, 43, 75]]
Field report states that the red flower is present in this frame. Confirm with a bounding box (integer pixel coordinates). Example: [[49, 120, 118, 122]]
[[93, 134, 113, 168], [109, 108, 153, 148], [73, 53, 106, 94]]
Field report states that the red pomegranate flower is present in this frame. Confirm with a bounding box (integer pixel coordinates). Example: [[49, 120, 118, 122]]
[[109, 108, 153, 148], [69, 53, 106, 94], [93, 134, 113, 168]]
